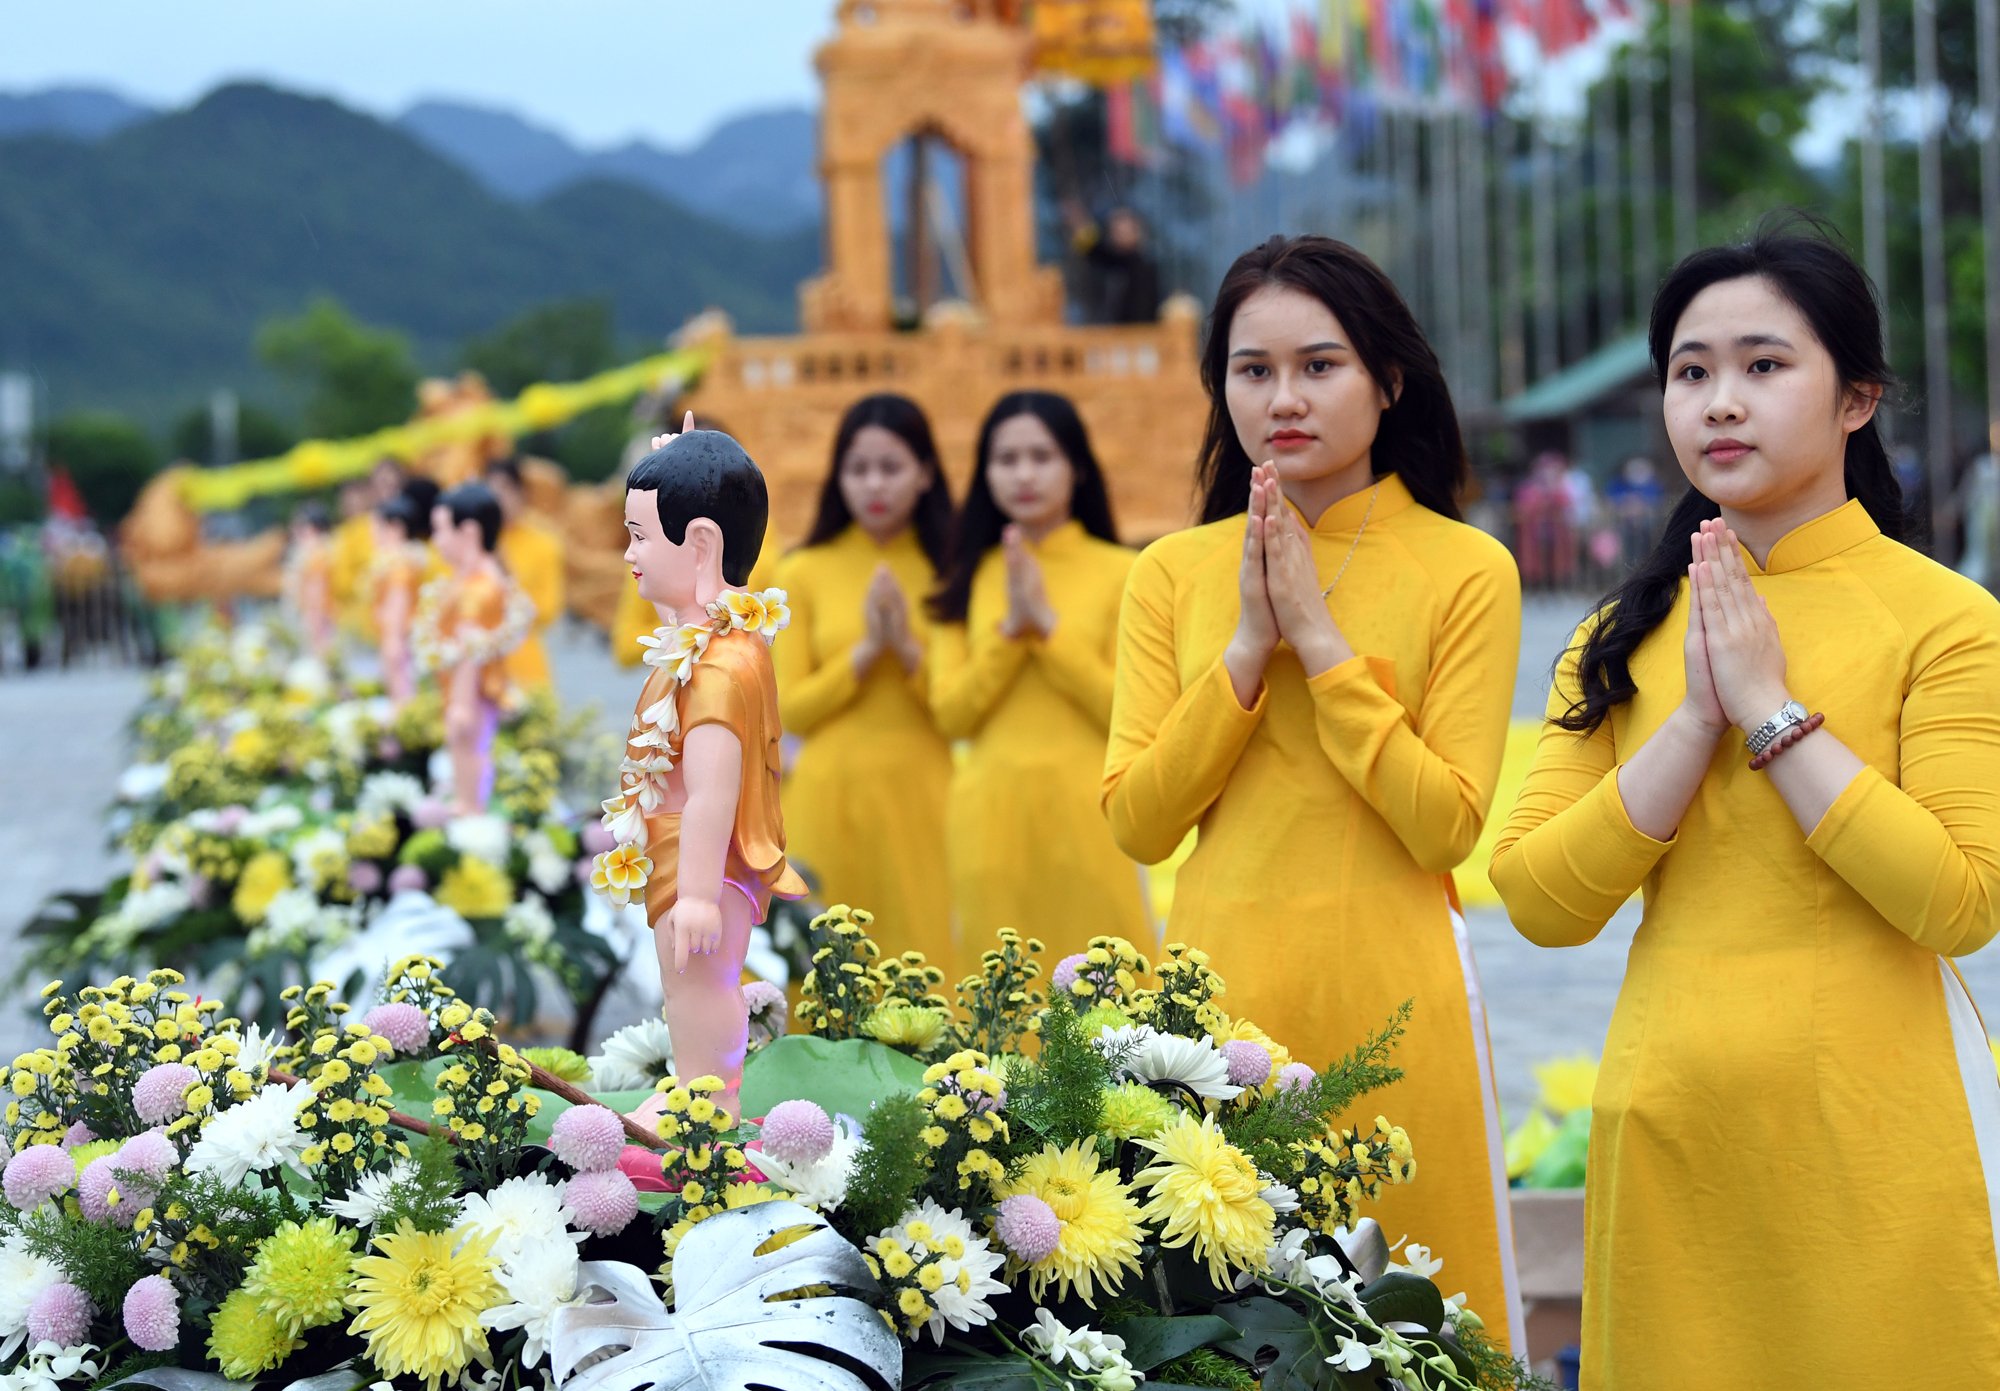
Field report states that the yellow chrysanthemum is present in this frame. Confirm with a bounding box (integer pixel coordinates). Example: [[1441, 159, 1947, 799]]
[[242, 1216, 357, 1333], [435, 858, 514, 921], [233, 851, 292, 924], [590, 844, 652, 906], [345, 1222, 502, 1391], [1097, 1082, 1178, 1142], [862, 1003, 948, 1052], [208, 1285, 306, 1378], [996, 1141, 1144, 1306], [1132, 1112, 1274, 1288]]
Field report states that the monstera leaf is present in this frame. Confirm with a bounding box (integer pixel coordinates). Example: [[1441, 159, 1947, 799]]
[[548, 1199, 901, 1391]]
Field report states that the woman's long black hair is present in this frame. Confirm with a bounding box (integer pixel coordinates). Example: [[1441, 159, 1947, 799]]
[[1195, 234, 1467, 525], [926, 391, 1119, 623], [1556, 216, 1910, 735], [800, 393, 954, 575]]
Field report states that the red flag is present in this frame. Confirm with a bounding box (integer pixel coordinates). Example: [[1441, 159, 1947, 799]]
[[1107, 81, 1142, 164], [46, 467, 87, 522]]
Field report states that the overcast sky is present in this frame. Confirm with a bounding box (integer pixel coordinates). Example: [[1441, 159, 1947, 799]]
[[0, 0, 837, 149]]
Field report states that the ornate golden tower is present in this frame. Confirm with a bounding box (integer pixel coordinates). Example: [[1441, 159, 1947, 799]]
[[682, 0, 1203, 546]]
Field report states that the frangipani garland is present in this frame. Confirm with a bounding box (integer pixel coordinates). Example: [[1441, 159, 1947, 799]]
[[589, 588, 791, 906]]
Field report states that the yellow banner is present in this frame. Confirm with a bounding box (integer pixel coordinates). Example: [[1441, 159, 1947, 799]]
[[174, 346, 710, 513], [1031, 0, 1157, 85]]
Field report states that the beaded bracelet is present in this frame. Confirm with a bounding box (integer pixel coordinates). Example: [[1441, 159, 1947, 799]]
[[1749, 711, 1825, 771]]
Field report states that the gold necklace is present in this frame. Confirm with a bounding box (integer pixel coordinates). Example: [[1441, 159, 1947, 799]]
[[1319, 482, 1382, 599]]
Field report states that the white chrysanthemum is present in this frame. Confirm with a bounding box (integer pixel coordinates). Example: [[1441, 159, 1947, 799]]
[[288, 827, 348, 885], [259, 889, 357, 948], [1021, 1309, 1142, 1391], [0, 1233, 65, 1359], [1259, 1173, 1300, 1215], [319, 700, 373, 764], [358, 771, 426, 820], [445, 813, 512, 865], [232, 1022, 278, 1078], [183, 1079, 313, 1185], [95, 882, 194, 951], [1096, 1025, 1241, 1101], [284, 655, 332, 700], [903, 1201, 1009, 1343], [457, 1174, 581, 1271], [479, 1239, 583, 1368], [522, 831, 572, 896], [752, 1114, 861, 1211], [239, 804, 304, 839], [321, 1160, 415, 1228], [504, 893, 556, 949], [589, 1018, 676, 1092]]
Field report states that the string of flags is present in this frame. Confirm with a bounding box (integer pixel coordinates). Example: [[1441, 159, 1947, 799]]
[[1052, 0, 1633, 185]]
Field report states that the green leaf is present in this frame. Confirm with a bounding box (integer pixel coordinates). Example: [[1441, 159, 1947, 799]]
[[903, 1350, 1043, 1391], [740, 1034, 928, 1122], [1211, 1298, 1326, 1391], [1359, 1271, 1446, 1335], [1102, 1315, 1242, 1371]]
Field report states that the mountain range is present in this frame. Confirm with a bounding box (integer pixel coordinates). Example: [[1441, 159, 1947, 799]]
[[0, 84, 828, 424]]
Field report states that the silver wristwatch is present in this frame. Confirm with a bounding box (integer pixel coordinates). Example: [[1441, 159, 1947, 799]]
[[1746, 700, 1809, 758]]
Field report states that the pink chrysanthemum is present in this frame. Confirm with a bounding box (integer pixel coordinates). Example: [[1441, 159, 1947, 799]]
[[411, 797, 452, 829], [348, 861, 384, 896], [550, 1105, 626, 1174], [62, 1121, 97, 1149], [1275, 1062, 1316, 1093], [759, 1100, 834, 1167], [742, 980, 789, 1039], [993, 1193, 1063, 1264], [4, 1143, 74, 1210], [115, 1130, 177, 1210], [79, 1153, 142, 1226], [580, 822, 617, 856], [362, 1002, 432, 1056], [26, 1281, 94, 1349], [123, 1275, 180, 1352], [375, 736, 404, 762], [387, 863, 430, 895], [562, 1168, 639, 1235], [1220, 1039, 1273, 1089], [133, 1062, 199, 1124], [1050, 953, 1089, 994]]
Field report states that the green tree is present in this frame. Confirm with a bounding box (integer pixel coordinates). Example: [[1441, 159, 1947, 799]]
[[169, 401, 298, 465], [460, 299, 621, 398], [256, 297, 418, 439], [45, 413, 162, 524]]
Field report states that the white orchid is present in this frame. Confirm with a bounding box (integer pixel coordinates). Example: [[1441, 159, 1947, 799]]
[[1021, 1309, 1143, 1391], [1327, 1333, 1377, 1373], [1391, 1241, 1444, 1281]]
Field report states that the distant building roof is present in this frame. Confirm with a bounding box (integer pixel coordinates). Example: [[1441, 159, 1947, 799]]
[[1501, 331, 1652, 423]]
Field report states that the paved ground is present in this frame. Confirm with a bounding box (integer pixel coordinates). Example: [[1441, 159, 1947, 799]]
[[7, 600, 2000, 1125]]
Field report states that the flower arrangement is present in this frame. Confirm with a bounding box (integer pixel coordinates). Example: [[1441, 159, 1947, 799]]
[[20, 621, 620, 1040], [2, 907, 1552, 1391]]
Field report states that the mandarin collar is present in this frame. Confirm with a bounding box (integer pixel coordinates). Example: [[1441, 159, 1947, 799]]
[[1744, 499, 1880, 575], [1285, 472, 1416, 537]]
